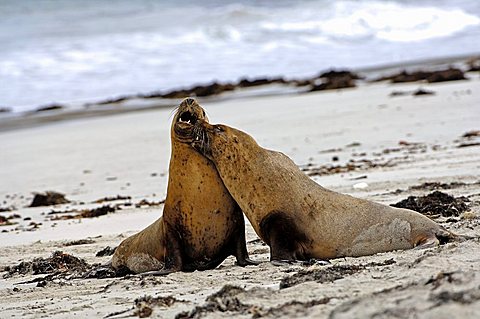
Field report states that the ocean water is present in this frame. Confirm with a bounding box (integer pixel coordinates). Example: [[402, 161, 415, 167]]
[[1, 0, 479, 112]]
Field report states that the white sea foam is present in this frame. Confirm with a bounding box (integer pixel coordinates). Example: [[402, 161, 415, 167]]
[[261, 1, 480, 42], [0, 0, 479, 112]]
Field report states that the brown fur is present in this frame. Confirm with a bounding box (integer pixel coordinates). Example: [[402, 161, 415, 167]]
[[191, 121, 455, 261], [111, 217, 166, 273], [112, 98, 254, 273]]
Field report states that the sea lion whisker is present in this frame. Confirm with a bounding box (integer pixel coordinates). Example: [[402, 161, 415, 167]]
[[169, 105, 180, 119], [193, 123, 201, 136], [205, 131, 210, 152], [201, 130, 209, 153], [192, 125, 201, 142]]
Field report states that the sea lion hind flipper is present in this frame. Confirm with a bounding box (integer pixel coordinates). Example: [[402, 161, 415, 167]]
[[259, 211, 309, 262], [414, 235, 440, 249], [138, 268, 176, 277], [271, 258, 330, 267], [83, 263, 133, 279]]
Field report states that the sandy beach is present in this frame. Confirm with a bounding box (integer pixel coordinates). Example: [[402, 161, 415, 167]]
[[1, 71, 479, 318]]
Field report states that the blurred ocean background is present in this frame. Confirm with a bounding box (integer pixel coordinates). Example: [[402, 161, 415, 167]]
[[1, 0, 479, 112]]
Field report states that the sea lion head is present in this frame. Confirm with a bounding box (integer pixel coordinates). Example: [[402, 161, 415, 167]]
[[191, 120, 254, 162], [172, 97, 208, 143]]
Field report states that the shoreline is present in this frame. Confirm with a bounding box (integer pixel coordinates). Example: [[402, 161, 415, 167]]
[[1, 53, 478, 133]]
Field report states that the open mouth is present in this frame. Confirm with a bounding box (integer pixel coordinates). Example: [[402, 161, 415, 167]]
[[178, 111, 197, 125], [174, 110, 201, 142]]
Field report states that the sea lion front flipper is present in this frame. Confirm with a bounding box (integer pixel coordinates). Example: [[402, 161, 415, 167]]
[[162, 222, 185, 273], [234, 243, 261, 266], [260, 211, 309, 262], [237, 258, 261, 266], [235, 249, 261, 266], [232, 207, 261, 266]]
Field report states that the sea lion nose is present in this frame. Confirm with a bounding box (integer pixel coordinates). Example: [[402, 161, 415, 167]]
[[184, 97, 196, 105]]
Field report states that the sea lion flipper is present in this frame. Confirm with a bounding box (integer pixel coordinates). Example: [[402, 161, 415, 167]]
[[270, 259, 330, 267], [163, 223, 184, 272], [414, 227, 458, 249], [237, 258, 261, 266], [414, 235, 440, 249], [259, 211, 309, 261], [138, 268, 176, 277], [83, 263, 132, 278], [232, 209, 260, 266]]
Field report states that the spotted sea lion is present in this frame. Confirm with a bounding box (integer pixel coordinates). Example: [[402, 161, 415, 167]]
[[112, 98, 255, 273], [190, 120, 457, 262]]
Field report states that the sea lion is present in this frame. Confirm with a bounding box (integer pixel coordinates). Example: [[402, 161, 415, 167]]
[[190, 120, 457, 262], [112, 98, 255, 273], [111, 216, 165, 273]]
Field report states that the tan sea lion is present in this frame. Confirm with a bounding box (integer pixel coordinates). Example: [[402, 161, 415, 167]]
[[111, 217, 165, 273], [190, 120, 457, 262], [112, 98, 255, 273]]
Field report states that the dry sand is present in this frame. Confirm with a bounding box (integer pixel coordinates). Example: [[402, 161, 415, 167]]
[[1, 76, 479, 318]]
